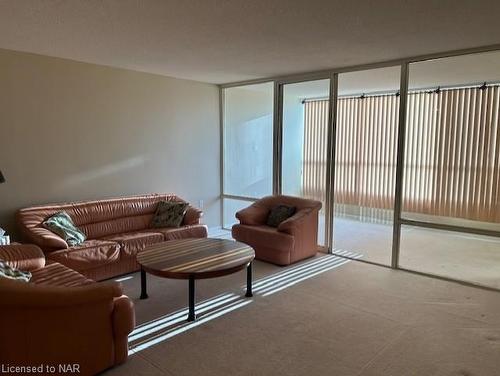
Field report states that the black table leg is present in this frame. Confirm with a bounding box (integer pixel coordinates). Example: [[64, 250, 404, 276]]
[[187, 276, 196, 322], [140, 268, 148, 299], [245, 262, 253, 297]]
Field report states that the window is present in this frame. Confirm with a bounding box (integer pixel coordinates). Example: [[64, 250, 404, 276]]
[[222, 82, 274, 226]]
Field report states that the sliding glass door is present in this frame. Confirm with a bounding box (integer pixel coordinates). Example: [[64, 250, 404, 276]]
[[399, 50, 500, 287], [332, 67, 401, 265], [281, 79, 331, 247]]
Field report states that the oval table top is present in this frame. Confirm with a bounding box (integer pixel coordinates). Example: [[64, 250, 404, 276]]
[[136, 238, 255, 279]]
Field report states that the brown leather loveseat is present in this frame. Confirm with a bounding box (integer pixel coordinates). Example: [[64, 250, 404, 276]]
[[17, 194, 208, 281]]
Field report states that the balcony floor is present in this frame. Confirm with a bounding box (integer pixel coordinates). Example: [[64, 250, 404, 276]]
[[332, 216, 500, 290], [218, 216, 500, 290]]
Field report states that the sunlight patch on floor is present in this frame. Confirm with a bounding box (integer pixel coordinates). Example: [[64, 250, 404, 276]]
[[128, 252, 362, 353]]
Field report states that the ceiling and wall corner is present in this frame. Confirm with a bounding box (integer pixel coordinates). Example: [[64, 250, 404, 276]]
[[0, 0, 499, 84]]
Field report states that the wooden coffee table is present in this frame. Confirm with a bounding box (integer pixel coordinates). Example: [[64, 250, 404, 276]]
[[137, 238, 255, 322]]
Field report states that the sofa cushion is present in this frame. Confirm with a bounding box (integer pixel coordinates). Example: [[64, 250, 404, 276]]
[[154, 224, 208, 240], [151, 201, 189, 228], [31, 261, 93, 287], [79, 214, 153, 240], [102, 231, 164, 257], [47, 240, 120, 271], [43, 211, 86, 246]]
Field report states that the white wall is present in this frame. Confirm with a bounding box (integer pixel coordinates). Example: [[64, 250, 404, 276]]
[[0, 48, 221, 238]]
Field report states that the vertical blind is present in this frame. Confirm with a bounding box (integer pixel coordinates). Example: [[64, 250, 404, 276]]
[[302, 99, 329, 204], [335, 94, 399, 211], [405, 86, 500, 222], [302, 85, 500, 223]]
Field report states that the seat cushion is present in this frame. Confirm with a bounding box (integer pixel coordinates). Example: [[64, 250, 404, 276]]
[[154, 224, 208, 240], [46, 240, 120, 272], [232, 224, 294, 252], [31, 262, 94, 287], [102, 231, 164, 257]]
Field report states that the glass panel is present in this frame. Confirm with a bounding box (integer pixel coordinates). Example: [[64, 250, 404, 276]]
[[333, 66, 401, 265], [400, 225, 500, 288], [223, 198, 254, 229], [400, 51, 500, 287], [403, 50, 500, 230], [282, 79, 330, 246], [223, 82, 274, 198]]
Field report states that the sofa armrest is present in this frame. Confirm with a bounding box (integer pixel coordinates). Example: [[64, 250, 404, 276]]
[[0, 279, 129, 374], [277, 208, 316, 236], [0, 244, 46, 271], [236, 203, 269, 226], [112, 295, 136, 364], [184, 206, 203, 225], [21, 225, 69, 251], [0, 279, 123, 308]]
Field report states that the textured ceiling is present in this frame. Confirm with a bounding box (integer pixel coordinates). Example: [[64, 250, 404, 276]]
[[0, 0, 499, 84]]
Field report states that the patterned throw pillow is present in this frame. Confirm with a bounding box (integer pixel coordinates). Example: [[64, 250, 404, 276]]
[[43, 211, 86, 246], [0, 260, 32, 282], [266, 205, 296, 227], [151, 201, 189, 228]]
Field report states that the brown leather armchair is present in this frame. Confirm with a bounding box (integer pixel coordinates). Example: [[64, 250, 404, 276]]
[[0, 244, 135, 376], [232, 195, 322, 265]]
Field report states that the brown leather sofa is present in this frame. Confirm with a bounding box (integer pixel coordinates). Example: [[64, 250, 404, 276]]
[[232, 195, 322, 265], [0, 244, 135, 376], [17, 194, 208, 281]]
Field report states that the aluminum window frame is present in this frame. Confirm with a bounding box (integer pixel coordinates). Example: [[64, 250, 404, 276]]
[[220, 43, 500, 290]]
